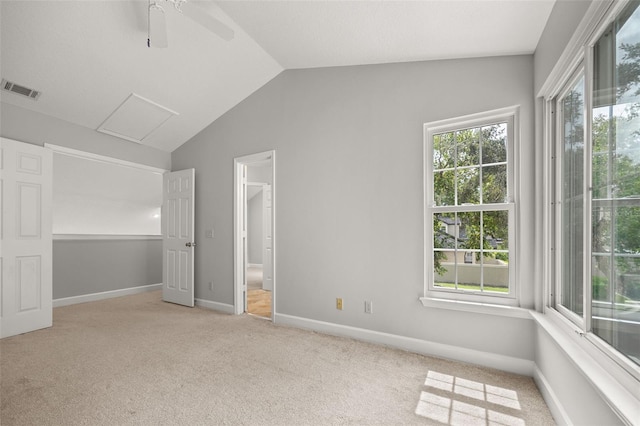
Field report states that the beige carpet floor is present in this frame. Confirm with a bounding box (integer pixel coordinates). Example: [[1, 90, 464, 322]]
[[0, 291, 555, 425]]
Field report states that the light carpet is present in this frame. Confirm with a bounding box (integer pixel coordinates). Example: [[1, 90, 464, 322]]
[[0, 291, 555, 425]]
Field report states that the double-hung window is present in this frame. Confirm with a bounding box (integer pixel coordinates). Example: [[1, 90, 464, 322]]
[[424, 107, 517, 304], [551, 0, 640, 371]]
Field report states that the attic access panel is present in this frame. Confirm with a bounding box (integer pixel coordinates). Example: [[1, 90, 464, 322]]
[[97, 93, 178, 144]]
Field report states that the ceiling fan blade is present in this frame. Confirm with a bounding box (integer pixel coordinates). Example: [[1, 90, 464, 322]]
[[148, 2, 168, 48], [180, 2, 234, 41]]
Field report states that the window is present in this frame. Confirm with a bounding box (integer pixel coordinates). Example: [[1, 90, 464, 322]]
[[557, 70, 586, 321], [552, 0, 640, 369], [425, 108, 517, 303]]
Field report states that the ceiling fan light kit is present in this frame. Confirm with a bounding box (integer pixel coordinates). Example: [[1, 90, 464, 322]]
[[147, 0, 234, 48]]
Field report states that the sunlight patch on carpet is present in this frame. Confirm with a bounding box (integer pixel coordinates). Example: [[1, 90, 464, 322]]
[[415, 370, 524, 426]]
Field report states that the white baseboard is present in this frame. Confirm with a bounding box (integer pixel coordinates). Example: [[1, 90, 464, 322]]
[[53, 283, 162, 308], [274, 313, 535, 376], [195, 298, 235, 314], [533, 366, 571, 426]]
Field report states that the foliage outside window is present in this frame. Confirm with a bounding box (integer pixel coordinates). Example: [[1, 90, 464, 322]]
[[425, 109, 516, 301], [555, 0, 640, 368]]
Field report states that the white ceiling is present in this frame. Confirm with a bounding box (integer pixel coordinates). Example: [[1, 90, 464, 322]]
[[0, 0, 555, 153], [218, 0, 557, 69]]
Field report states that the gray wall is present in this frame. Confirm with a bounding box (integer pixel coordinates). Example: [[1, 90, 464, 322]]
[[533, 0, 593, 96], [172, 55, 537, 362], [53, 239, 162, 299], [247, 164, 272, 184]]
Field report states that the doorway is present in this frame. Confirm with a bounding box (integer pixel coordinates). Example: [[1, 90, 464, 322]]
[[234, 151, 275, 320]]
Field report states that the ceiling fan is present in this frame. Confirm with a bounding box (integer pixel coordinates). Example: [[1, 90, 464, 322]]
[[147, 0, 234, 48]]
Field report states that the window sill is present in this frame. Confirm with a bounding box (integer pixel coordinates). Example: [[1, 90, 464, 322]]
[[531, 310, 640, 425], [419, 297, 532, 319]]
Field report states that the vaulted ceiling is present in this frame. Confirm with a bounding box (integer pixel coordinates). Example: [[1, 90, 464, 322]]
[[0, 0, 555, 153]]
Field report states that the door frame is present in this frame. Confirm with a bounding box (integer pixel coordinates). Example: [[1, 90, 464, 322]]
[[233, 150, 276, 319]]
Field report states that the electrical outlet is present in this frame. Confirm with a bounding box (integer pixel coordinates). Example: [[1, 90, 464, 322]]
[[205, 229, 214, 238], [336, 298, 343, 310], [364, 300, 372, 314], [209, 281, 214, 291]]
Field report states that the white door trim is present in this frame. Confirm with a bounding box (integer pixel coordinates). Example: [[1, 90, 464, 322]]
[[233, 151, 275, 319]]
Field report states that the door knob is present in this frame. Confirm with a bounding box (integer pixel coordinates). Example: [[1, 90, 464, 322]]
[[186, 242, 196, 247]]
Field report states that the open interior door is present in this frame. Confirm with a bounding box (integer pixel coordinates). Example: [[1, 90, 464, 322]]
[[262, 184, 273, 291], [242, 166, 248, 311], [1, 138, 53, 338], [162, 168, 195, 307]]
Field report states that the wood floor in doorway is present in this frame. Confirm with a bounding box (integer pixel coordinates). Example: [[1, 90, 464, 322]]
[[247, 289, 271, 318], [247, 265, 271, 319]]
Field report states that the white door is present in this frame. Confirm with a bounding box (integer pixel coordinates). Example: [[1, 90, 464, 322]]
[[262, 184, 273, 291], [241, 166, 248, 311], [162, 169, 195, 307], [1, 138, 53, 338]]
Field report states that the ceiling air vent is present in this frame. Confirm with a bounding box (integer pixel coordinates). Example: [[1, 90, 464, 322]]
[[1, 79, 41, 100]]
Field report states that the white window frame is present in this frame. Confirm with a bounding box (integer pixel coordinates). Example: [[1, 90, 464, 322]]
[[423, 106, 519, 306], [540, 0, 640, 397], [553, 64, 588, 329]]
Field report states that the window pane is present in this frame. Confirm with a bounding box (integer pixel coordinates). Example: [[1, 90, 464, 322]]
[[457, 260, 482, 292], [614, 154, 640, 198], [483, 251, 509, 293], [434, 212, 458, 290], [457, 167, 480, 205], [592, 205, 611, 254], [615, 206, 640, 253], [482, 165, 507, 203], [433, 132, 456, 207], [435, 213, 459, 248], [483, 210, 509, 250], [434, 170, 455, 206], [591, 0, 640, 366], [614, 256, 640, 302], [459, 211, 481, 251], [433, 249, 456, 290], [592, 255, 612, 302], [481, 124, 507, 164], [433, 211, 510, 295], [433, 133, 455, 170], [591, 151, 609, 200], [456, 129, 479, 167], [561, 75, 585, 317], [591, 256, 640, 363]]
